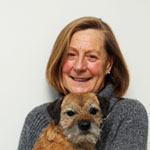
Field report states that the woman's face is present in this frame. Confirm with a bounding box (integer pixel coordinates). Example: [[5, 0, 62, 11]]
[[62, 29, 113, 93]]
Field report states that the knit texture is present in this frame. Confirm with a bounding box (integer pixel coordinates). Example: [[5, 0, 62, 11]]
[[18, 84, 148, 150]]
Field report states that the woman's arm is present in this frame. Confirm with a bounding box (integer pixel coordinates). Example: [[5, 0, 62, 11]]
[[18, 103, 50, 150]]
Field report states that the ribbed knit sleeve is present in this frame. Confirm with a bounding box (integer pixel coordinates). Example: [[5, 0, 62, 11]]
[[18, 103, 51, 150], [96, 99, 148, 150]]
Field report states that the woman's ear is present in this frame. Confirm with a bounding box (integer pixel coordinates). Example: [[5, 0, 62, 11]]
[[47, 97, 64, 125], [105, 58, 114, 75]]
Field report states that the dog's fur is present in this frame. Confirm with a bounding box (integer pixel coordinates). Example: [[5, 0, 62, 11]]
[[33, 93, 109, 150]]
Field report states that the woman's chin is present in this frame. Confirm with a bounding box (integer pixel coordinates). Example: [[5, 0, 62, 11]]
[[69, 87, 92, 93]]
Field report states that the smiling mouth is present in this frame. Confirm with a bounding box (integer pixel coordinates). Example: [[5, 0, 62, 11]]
[[70, 76, 91, 82]]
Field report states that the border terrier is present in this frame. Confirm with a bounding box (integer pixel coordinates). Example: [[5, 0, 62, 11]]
[[33, 93, 109, 150]]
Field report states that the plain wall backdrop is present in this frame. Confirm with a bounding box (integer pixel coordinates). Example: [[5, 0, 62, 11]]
[[0, 0, 149, 149]]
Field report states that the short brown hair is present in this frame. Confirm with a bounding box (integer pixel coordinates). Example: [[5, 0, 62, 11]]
[[46, 17, 129, 97]]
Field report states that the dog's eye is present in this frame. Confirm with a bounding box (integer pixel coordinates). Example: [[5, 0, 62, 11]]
[[66, 110, 75, 117], [90, 108, 98, 115]]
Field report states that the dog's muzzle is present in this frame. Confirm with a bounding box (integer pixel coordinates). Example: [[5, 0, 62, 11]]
[[78, 120, 91, 133]]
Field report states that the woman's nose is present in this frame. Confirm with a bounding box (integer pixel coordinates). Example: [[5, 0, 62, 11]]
[[73, 56, 87, 73]]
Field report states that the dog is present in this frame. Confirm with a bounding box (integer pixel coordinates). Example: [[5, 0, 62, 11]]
[[33, 93, 109, 150]]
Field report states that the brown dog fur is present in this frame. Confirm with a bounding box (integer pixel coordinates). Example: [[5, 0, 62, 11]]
[[33, 93, 109, 150]]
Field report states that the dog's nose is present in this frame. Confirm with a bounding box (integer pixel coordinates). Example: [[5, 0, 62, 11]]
[[78, 120, 91, 131]]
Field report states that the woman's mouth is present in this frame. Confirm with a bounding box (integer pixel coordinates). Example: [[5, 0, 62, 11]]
[[70, 76, 91, 82]]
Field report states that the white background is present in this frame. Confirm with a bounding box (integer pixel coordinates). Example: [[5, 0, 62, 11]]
[[0, 0, 149, 149]]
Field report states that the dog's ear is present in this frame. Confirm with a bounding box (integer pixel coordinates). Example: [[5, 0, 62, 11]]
[[97, 95, 110, 119], [47, 97, 64, 125]]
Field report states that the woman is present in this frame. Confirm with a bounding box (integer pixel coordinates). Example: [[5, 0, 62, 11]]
[[18, 17, 148, 150]]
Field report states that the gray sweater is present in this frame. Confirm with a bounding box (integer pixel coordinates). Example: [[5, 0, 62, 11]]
[[18, 84, 148, 150]]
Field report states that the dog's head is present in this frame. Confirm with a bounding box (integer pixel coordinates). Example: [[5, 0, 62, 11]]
[[47, 93, 109, 146]]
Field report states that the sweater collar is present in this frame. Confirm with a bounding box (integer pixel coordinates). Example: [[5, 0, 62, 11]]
[[98, 84, 121, 114], [98, 84, 114, 99]]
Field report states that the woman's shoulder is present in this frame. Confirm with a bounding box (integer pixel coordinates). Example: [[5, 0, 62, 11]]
[[29, 102, 50, 114], [24, 102, 51, 126], [109, 97, 148, 120], [117, 98, 147, 112], [98, 99, 148, 149]]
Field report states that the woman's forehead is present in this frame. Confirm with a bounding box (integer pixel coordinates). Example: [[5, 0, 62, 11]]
[[68, 29, 106, 54]]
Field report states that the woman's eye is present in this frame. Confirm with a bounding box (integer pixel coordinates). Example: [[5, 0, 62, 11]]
[[87, 55, 98, 62], [66, 110, 76, 117], [68, 53, 75, 56], [66, 53, 76, 60]]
